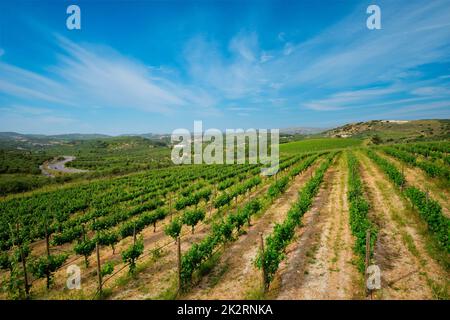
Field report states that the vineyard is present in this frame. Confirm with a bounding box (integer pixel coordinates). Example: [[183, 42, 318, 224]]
[[0, 139, 449, 300]]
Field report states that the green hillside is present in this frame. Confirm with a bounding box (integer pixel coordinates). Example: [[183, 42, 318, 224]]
[[324, 119, 450, 143], [280, 138, 362, 154]]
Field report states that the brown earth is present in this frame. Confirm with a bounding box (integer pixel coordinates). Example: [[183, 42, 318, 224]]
[[275, 154, 362, 299]]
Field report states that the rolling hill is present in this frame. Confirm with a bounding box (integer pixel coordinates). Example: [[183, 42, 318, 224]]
[[323, 119, 450, 142]]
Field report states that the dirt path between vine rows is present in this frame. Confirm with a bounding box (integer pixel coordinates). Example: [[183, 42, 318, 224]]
[[183, 160, 322, 300], [377, 150, 450, 218], [275, 154, 362, 299], [357, 152, 448, 300]]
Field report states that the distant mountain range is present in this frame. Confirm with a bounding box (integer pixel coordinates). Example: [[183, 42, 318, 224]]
[[0, 127, 325, 142], [0, 132, 171, 142], [1, 119, 448, 147], [0, 132, 111, 141]]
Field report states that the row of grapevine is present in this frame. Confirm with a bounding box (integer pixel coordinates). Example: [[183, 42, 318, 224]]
[[255, 152, 336, 288], [394, 142, 450, 165], [404, 187, 449, 252], [383, 146, 450, 180], [175, 188, 212, 210], [266, 153, 323, 199], [180, 199, 263, 288], [347, 152, 377, 272], [366, 149, 449, 253], [213, 176, 262, 209], [211, 154, 319, 210], [286, 153, 321, 178], [366, 149, 405, 187]]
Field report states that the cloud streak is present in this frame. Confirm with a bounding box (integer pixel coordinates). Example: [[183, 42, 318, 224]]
[[0, 35, 218, 116]]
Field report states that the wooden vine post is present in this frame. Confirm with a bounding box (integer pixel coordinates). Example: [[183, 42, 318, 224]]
[[15, 223, 30, 298], [177, 236, 182, 294], [44, 214, 51, 289], [81, 223, 89, 268], [44, 217, 52, 288], [169, 194, 173, 222], [82, 223, 86, 242], [96, 242, 102, 296], [20, 243, 30, 298], [209, 187, 215, 219], [259, 233, 267, 293], [44, 215, 50, 257]]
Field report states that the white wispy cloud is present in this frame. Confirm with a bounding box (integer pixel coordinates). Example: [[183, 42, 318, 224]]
[[184, 33, 266, 100], [376, 100, 450, 118], [227, 106, 261, 112], [303, 87, 398, 111], [260, 52, 273, 63], [284, 0, 450, 88], [411, 86, 450, 96], [0, 112, 77, 134], [182, 0, 450, 116], [0, 105, 52, 115], [282, 42, 294, 56], [0, 35, 218, 115]]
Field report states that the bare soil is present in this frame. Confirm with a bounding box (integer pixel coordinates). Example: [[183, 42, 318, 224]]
[[275, 154, 361, 299]]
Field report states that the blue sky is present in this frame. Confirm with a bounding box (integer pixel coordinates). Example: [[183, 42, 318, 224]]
[[0, 0, 449, 135]]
